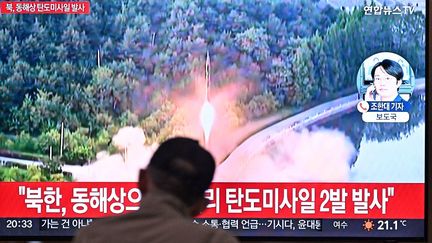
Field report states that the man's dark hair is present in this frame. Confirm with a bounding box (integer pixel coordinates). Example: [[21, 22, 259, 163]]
[[146, 137, 215, 206], [371, 59, 404, 81]]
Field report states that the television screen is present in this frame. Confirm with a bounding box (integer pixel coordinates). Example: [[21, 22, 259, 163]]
[[0, 0, 427, 240]]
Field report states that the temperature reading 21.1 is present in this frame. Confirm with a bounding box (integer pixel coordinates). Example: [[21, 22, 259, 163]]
[[377, 220, 407, 231]]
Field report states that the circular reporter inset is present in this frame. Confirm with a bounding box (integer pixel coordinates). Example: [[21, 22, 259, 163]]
[[356, 52, 415, 102]]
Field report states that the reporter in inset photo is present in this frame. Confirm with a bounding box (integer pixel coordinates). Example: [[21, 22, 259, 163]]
[[365, 59, 406, 102]]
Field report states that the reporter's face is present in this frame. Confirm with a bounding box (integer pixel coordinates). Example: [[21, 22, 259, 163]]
[[373, 66, 401, 99]]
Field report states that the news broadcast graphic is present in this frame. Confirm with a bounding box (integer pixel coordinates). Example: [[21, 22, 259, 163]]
[[0, 182, 424, 237], [0, 2, 90, 14], [0, 0, 426, 239], [356, 52, 416, 123]]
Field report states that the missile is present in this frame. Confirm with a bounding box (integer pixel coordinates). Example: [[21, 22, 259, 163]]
[[205, 51, 210, 100], [200, 51, 215, 147]]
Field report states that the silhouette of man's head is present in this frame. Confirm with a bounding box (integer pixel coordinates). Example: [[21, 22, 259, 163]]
[[139, 137, 215, 212]]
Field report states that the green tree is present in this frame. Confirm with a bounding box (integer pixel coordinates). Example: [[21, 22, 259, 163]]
[[235, 27, 270, 63], [3, 59, 34, 131], [265, 54, 294, 105], [50, 173, 66, 182], [94, 129, 110, 151], [11, 94, 33, 134], [37, 129, 61, 155], [0, 29, 12, 61], [266, 14, 288, 55], [290, 39, 319, 105], [119, 110, 139, 127], [246, 92, 279, 119], [10, 131, 38, 153], [63, 130, 95, 164], [2, 167, 25, 182], [140, 101, 181, 144], [26, 164, 47, 182], [32, 89, 72, 133], [120, 14, 151, 57], [60, 16, 92, 65]]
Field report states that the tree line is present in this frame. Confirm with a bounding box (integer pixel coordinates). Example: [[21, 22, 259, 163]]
[[0, 0, 425, 165]]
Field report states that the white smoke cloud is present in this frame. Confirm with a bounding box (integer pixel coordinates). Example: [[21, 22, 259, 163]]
[[63, 127, 156, 182], [214, 128, 356, 182], [64, 125, 356, 183]]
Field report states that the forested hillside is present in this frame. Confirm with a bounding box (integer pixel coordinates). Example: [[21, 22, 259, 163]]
[[0, 0, 425, 167]]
